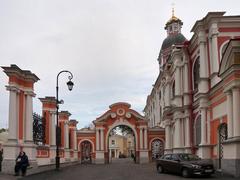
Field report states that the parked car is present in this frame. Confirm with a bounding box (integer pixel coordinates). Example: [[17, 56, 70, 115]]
[[156, 153, 214, 178]]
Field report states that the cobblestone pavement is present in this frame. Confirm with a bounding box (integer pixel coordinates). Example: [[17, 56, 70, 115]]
[[0, 159, 236, 180]]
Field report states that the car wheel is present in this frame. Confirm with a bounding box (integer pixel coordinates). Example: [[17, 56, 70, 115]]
[[157, 165, 164, 174], [182, 168, 190, 178]]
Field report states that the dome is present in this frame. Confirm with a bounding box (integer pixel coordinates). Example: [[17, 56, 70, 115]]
[[161, 33, 186, 51], [165, 16, 183, 29]]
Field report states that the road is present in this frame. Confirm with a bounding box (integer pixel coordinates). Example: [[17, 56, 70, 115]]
[[0, 158, 236, 180]]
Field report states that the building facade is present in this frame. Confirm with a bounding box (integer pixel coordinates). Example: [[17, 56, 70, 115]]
[[1, 65, 165, 174], [144, 11, 240, 177]]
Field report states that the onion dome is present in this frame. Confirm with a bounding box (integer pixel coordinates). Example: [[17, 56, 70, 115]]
[[157, 8, 187, 68], [160, 8, 186, 51]]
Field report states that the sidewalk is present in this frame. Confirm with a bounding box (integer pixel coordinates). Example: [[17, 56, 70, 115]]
[[0, 173, 18, 180]]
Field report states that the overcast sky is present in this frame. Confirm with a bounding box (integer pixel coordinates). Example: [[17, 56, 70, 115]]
[[0, 0, 239, 129]]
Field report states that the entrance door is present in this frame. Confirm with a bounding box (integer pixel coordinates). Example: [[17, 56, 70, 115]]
[[151, 139, 164, 160], [81, 141, 92, 164], [218, 123, 227, 169]]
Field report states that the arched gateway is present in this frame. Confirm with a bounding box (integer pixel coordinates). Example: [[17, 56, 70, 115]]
[[77, 102, 165, 164]]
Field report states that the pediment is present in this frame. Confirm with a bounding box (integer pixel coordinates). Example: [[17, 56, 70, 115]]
[[219, 39, 240, 78], [93, 102, 147, 124]]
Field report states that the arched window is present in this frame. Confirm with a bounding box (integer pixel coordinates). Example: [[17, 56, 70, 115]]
[[193, 57, 200, 91], [220, 42, 229, 60], [171, 81, 175, 98], [194, 115, 201, 146]]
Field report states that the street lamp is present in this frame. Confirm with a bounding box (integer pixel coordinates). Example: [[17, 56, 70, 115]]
[[56, 70, 74, 170]]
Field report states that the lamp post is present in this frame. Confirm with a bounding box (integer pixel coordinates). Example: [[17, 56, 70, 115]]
[[56, 70, 74, 170]]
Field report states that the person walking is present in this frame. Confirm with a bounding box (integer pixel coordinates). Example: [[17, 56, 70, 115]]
[[0, 145, 3, 172], [14, 151, 29, 176]]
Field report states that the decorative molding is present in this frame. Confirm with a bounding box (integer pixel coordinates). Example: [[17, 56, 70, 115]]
[[125, 112, 131, 119], [110, 112, 116, 118], [116, 108, 125, 116]]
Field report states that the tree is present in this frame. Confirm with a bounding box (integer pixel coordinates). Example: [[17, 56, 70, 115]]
[[111, 125, 133, 136], [0, 128, 6, 133]]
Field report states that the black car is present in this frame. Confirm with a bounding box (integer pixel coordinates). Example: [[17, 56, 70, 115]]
[[156, 153, 214, 178]]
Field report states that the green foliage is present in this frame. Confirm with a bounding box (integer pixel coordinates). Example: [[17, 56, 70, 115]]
[[111, 125, 133, 136], [0, 128, 6, 133]]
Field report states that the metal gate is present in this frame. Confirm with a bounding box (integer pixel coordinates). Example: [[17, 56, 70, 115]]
[[81, 141, 92, 164], [33, 112, 46, 145], [151, 139, 164, 160], [218, 123, 227, 169]]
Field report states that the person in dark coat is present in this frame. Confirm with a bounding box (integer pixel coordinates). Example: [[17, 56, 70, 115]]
[[0, 147, 3, 172], [14, 151, 29, 176]]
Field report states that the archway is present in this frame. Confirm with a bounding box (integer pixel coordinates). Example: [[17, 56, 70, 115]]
[[107, 125, 136, 164], [150, 138, 164, 160], [93, 102, 150, 164], [80, 140, 93, 164], [218, 123, 227, 169]]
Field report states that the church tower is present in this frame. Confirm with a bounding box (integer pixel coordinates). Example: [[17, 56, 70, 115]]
[[158, 8, 186, 70]]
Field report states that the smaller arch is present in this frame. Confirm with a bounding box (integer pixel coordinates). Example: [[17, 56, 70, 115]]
[[193, 114, 201, 146], [149, 137, 165, 148], [192, 56, 200, 91], [171, 80, 175, 99], [150, 138, 165, 160], [78, 139, 95, 153], [218, 123, 228, 169]]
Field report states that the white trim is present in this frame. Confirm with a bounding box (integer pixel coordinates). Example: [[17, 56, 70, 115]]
[[219, 40, 230, 61], [192, 56, 200, 91], [78, 139, 95, 153], [105, 119, 138, 151]]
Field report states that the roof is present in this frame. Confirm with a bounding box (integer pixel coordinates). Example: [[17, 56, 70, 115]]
[[161, 33, 186, 51]]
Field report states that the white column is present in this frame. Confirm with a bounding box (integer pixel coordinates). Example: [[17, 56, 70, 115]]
[[96, 129, 99, 151], [50, 112, 56, 146], [207, 110, 211, 144], [174, 118, 182, 148], [165, 83, 170, 107], [185, 117, 190, 147], [175, 67, 181, 96], [211, 25, 219, 74], [73, 128, 77, 150], [100, 129, 104, 151], [7, 87, 18, 140], [199, 32, 208, 78], [144, 127, 148, 149], [198, 31, 209, 93], [25, 93, 34, 142], [232, 88, 240, 137], [200, 108, 207, 145], [165, 124, 171, 149], [183, 63, 189, 93], [140, 128, 143, 149], [226, 91, 233, 138], [64, 122, 69, 149]]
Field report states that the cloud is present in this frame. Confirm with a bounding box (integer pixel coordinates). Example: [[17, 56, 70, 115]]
[[0, 0, 240, 129]]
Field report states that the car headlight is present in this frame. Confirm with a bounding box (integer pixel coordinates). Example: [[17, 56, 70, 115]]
[[191, 164, 201, 169]]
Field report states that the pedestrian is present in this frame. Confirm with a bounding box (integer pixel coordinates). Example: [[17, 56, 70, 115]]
[[14, 151, 29, 176], [0, 145, 3, 172]]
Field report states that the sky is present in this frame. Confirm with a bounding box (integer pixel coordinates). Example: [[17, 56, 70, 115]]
[[0, 0, 239, 129]]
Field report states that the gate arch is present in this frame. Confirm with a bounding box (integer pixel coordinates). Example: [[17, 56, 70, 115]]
[[93, 102, 154, 164], [105, 120, 138, 151], [218, 123, 227, 169], [78, 139, 95, 164], [149, 138, 164, 160]]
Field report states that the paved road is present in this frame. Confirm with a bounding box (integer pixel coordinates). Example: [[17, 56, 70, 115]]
[[0, 159, 236, 180]]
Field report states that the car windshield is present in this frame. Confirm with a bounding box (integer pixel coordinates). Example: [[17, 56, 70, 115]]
[[178, 154, 200, 161]]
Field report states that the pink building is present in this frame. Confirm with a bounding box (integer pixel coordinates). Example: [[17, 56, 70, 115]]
[[144, 11, 240, 177]]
